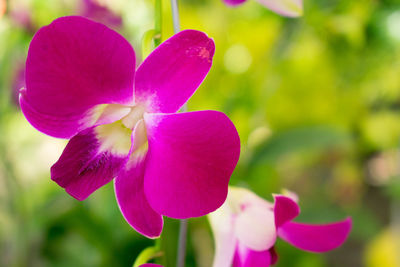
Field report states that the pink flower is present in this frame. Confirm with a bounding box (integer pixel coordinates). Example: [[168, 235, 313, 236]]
[[20, 16, 240, 238], [224, 0, 303, 17], [80, 0, 122, 29], [209, 187, 352, 267], [139, 264, 163, 267]]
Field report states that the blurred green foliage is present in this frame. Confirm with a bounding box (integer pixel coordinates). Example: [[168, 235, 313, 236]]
[[1, 0, 400, 266]]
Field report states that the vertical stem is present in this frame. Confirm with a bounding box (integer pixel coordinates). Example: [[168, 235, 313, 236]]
[[170, 0, 180, 34], [154, 0, 162, 47], [177, 219, 188, 267], [169, 1, 187, 266]]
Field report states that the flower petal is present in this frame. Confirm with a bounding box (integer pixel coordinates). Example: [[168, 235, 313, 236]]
[[278, 217, 352, 252], [139, 264, 163, 267], [143, 111, 240, 218], [135, 30, 215, 113], [22, 16, 135, 138], [209, 201, 237, 267], [114, 121, 163, 238], [51, 122, 132, 200], [235, 205, 277, 251], [273, 195, 300, 228], [255, 0, 303, 17], [223, 0, 247, 7], [233, 243, 272, 267]]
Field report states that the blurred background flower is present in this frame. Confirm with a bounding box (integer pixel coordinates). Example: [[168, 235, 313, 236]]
[[1, 0, 400, 266]]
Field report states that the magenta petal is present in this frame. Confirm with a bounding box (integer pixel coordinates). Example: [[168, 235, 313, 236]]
[[139, 265, 163, 267], [143, 111, 240, 218], [135, 30, 215, 113], [81, 0, 122, 29], [233, 243, 272, 267], [51, 124, 131, 200], [22, 16, 135, 138], [273, 195, 300, 228], [269, 247, 278, 265], [278, 218, 352, 253], [223, 0, 247, 6], [114, 139, 163, 238]]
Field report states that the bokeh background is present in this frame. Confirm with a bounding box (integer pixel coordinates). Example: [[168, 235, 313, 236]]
[[1, 0, 400, 266]]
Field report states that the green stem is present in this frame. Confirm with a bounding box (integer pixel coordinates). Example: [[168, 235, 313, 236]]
[[154, 0, 162, 47]]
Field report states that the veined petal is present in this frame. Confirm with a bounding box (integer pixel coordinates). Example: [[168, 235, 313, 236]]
[[273, 195, 300, 228], [209, 201, 237, 267], [143, 111, 240, 218], [255, 0, 303, 17], [115, 120, 163, 238], [51, 122, 132, 200], [22, 16, 135, 138], [235, 205, 276, 251], [233, 243, 272, 267], [135, 30, 215, 113], [223, 0, 247, 7], [278, 218, 352, 252]]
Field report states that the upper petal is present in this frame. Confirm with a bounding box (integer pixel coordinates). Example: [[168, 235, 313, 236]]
[[273, 195, 300, 228], [22, 16, 135, 138], [277, 218, 352, 252], [235, 205, 277, 251], [139, 265, 163, 267], [143, 111, 240, 218], [255, 0, 303, 17], [114, 121, 163, 238], [51, 122, 132, 200], [135, 30, 215, 113]]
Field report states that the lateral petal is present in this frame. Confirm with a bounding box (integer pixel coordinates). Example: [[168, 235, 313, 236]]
[[278, 218, 352, 252], [22, 16, 135, 138], [143, 111, 240, 218], [51, 122, 132, 200]]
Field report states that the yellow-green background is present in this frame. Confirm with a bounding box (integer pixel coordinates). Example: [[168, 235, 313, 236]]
[[0, 0, 399, 266]]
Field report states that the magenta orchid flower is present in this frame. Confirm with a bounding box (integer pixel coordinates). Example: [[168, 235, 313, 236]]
[[224, 0, 303, 18], [20, 16, 240, 238], [139, 264, 163, 267], [209, 187, 352, 267]]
